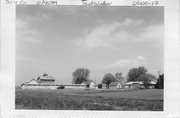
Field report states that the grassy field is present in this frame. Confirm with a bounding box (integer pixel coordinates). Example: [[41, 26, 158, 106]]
[[15, 88, 163, 111]]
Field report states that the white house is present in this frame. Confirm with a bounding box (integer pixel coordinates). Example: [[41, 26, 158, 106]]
[[124, 81, 139, 88], [82, 80, 95, 88], [109, 82, 123, 89]]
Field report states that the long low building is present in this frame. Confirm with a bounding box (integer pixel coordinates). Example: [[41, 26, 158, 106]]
[[124, 81, 156, 89], [21, 83, 88, 89], [21, 73, 95, 89]]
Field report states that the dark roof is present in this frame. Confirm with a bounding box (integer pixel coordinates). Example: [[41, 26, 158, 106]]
[[37, 73, 55, 81], [82, 80, 95, 85]]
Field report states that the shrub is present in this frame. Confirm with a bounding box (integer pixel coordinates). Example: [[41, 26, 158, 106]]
[[98, 84, 102, 88]]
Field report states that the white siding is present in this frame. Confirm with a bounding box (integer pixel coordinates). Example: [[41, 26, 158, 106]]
[[27, 80, 39, 85], [64, 85, 86, 89], [89, 82, 95, 88]]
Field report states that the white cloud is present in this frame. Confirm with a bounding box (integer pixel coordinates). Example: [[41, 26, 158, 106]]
[[16, 18, 42, 44], [75, 18, 163, 49], [76, 22, 122, 49], [107, 59, 131, 68], [89, 56, 146, 70], [123, 18, 143, 26], [75, 18, 144, 49], [107, 56, 146, 68], [137, 24, 164, 43], [136, 56, 146, 61]]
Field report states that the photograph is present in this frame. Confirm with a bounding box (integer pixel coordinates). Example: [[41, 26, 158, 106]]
[[15, 5, 164, 111]]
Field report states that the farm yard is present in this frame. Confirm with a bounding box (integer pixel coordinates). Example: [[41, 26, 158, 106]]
[[15, 6, 164, 111], [15, 88, 163, 111]]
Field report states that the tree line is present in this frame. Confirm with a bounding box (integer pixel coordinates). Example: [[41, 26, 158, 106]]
[[72, 66, 164, 89]]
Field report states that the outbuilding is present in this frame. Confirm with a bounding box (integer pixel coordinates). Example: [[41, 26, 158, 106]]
[[21, 79, 40, 89], [109, 82, 123, 89], [82, 80, 95, 88], [124, 81, 157, 89]]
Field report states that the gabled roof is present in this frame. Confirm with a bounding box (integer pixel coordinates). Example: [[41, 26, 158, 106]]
[[82, 80, 95, 85], [126, 81, 139, 85], [138, 81, 143, 85], [20, 79, 40, 87], [149, 81, 156, 85], [126, 81, 156, 85], [25, 79, 40, 84]]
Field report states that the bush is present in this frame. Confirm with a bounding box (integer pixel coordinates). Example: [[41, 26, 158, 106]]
[[98, 84, 102, 89], [86, 84, 90, 88], [57, 86, 65, 89]]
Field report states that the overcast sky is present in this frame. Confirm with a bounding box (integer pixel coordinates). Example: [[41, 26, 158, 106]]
[[16, 6, 164, 85]]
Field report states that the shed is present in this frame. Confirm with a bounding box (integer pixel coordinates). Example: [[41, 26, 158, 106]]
[[109, 82, 122, 89], [82, 80, 95, 88]]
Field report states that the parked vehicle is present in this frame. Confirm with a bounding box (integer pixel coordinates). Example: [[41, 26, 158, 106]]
[[57, 86, 65, 89]]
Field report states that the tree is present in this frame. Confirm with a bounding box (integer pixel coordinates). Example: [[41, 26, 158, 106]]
[[159, 74, 164, 89], [145, 73, 157, 81], [155, 74, 164, 89], [115, 72, 124, 82], [72, 68, 90, 84], [138, 74, 151, 88], [101, 73, 116, 88], [128, 66, 147, 82], [128, 66, 157, 88]]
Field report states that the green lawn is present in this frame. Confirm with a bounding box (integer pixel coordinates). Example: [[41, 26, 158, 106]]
[[15, 88, 163, 111]]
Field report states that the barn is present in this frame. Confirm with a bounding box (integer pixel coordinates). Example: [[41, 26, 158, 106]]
[[109, 82, 123, 89], [21, 73, 57, 89], [20, 74, 96, 89], [21, 79, 40, 89], [37, 73, 55, 84]]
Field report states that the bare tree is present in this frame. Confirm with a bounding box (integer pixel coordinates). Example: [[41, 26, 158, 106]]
[[115, 72, 124, 82]]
